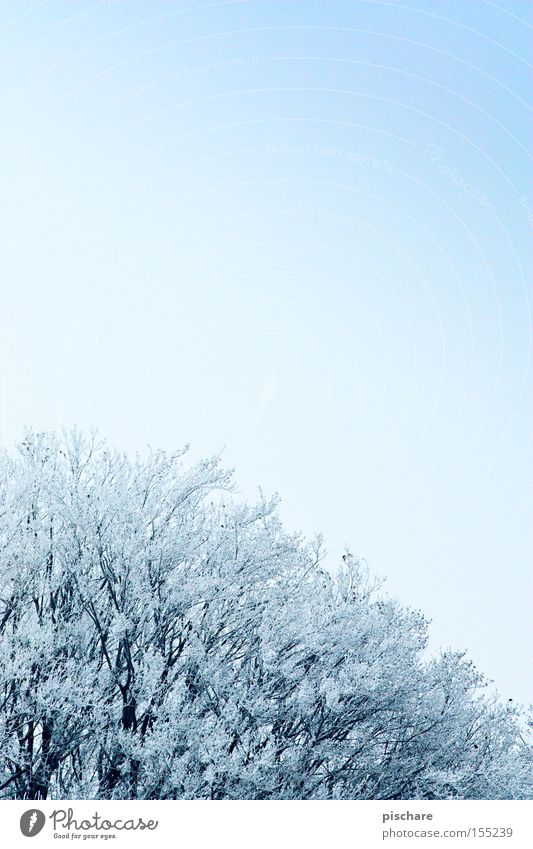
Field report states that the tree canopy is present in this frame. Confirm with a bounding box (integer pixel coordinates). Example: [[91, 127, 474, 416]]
[[0, 430, 530, 800]]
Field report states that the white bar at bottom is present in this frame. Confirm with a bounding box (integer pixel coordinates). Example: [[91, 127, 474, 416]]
[[1, 799, 532, 848]]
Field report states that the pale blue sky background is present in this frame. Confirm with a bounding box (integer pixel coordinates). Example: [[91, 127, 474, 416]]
[[0, 1, 531, 702]]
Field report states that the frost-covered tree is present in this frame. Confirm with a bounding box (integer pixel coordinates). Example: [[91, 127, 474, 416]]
[[0, 431, 530, 800]]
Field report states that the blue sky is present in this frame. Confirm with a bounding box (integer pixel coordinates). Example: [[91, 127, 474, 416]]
[[0, 0, 531, 702]]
